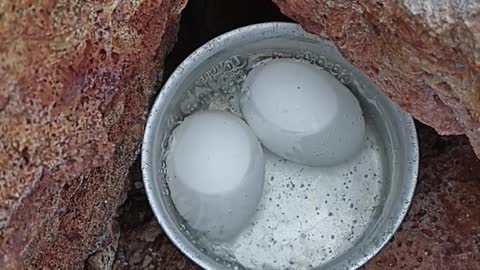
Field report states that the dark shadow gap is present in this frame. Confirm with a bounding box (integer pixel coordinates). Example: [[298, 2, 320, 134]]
[[165, 0, 292, 77]]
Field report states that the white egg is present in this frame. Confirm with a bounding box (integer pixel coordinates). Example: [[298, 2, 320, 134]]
[[166, 110, 265, 240], [240, 59, 365, 166]]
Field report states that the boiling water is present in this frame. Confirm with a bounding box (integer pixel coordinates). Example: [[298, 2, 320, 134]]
[[159, 50, 389, 270]]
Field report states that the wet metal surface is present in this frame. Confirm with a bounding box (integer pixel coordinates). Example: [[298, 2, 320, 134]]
[[140, 23, 418, 270]]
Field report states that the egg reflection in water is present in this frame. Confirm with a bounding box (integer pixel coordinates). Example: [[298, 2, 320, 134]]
[[166, 110, 265, 241]]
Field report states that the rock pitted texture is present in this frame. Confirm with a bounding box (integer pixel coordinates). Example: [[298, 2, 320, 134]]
[[0, 0, 187, 268], [273, 0, 480, 158], [363, 124, 480, 269]]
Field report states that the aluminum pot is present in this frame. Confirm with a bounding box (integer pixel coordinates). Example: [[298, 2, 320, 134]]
[[142, 22, 419, 270]]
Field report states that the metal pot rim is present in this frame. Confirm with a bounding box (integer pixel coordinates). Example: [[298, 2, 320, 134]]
[[142, 22, 419, 270]]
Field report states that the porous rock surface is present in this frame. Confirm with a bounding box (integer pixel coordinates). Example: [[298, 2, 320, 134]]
[[362, 124, 480, 270], [273, 0, 480, 158], [0, 0, 187, 268]]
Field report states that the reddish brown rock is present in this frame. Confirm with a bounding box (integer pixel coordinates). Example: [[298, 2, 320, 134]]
[[360, 123, 480, 270], [0, 0, 187, 269], [273, 0, 480, 158], [363, 124, 480, 270]]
